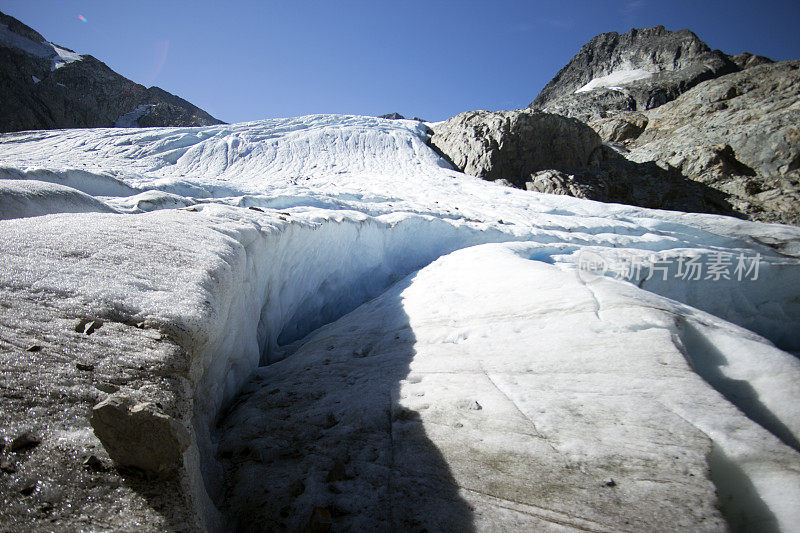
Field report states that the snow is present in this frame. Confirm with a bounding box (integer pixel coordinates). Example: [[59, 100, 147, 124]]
[[1, 114, 799, 531], [0, 21, 83, 70], [114, 104, 155, 128], [0, 179, 116, 220], [31, 75, 40, 84], [576, 68, 653, 93]]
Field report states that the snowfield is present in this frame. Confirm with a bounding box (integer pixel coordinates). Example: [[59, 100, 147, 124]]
[[1, 114, 799, 532], [575, 68, 654, 93]]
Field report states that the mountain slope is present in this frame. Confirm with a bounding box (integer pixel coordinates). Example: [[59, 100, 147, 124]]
[[0, 10, 223, 132]]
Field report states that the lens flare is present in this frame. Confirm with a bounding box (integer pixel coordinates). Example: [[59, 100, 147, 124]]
[[77, 14, 87, 23]]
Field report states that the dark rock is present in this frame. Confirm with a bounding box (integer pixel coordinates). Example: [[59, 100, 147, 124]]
[[9, 431, 41, 452], [75, 362, 94, 372], [95, 382, 120, 394], [0, 10, 223, 132], [290, 480, 305, 497], [526, 147, 737, 216], [430, 109, 602, 188], [83, 455, 107, 471], [604, 478, 617, 487], [326, 459, 349, 482], [25, 344, 42, 352], [18, 481, 36, 496], [74, 319, 102, 335], [307, 506, 333, 533], [379, 112, 405, 120]]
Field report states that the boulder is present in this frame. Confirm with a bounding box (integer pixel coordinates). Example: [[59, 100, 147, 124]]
[[90, 394, 190, 475], [430, 109, 601, 188]]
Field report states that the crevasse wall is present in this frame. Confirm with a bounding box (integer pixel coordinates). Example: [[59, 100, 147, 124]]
[[181, 209, 521, 529]]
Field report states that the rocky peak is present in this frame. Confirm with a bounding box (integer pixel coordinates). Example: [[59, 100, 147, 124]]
[[529, 26, 738, 122], [0, 11, 46, 44], [0, 10, 223, 132]]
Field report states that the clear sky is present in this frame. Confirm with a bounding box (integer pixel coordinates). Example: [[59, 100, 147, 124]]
[[2, 0, 799, 123]]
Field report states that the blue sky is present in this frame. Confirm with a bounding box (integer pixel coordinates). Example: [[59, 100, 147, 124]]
[[2, 1, 799, 123]]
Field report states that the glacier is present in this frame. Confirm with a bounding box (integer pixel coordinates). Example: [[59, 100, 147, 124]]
[[0, 114, 799, 531]]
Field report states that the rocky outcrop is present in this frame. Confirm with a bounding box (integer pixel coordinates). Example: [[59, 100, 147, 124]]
[[530, 26, 739, 122], [0, 10, 223, 132], [429, 109, 601, 188], [625, 60, 800, 224], [729, 52, 773, 70], [526, 148, 736, 216]]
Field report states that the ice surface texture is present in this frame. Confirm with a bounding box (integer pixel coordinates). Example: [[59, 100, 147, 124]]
[[1, 114, 799, 531]]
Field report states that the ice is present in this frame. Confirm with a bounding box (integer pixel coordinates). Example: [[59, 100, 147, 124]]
[[113, 104, 156, 128], [0, 179, 116, 219], [1, 113, 799, 530], [575, 68, 653, 93]]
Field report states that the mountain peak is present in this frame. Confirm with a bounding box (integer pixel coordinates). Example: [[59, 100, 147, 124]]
[[0, 9, 223, 132]]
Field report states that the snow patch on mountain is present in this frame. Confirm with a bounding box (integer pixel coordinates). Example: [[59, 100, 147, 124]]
[[575, 68, 653, 93], [0, 20, 83, 70], [113, 104, 155, 128]]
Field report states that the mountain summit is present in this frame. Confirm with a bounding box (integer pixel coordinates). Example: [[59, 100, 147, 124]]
[[530, 25, 742, 121], [0, 10, 223, 132]]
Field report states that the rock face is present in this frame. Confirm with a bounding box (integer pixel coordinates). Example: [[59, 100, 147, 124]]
[[0, 10, 223, 132], [530, 26, 739, 122], [625, 60, 800, 224], [429, 109, 602, 188], [526, 150, 736, 216]]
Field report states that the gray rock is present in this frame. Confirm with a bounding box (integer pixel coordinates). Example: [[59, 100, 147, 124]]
[[430, 109, 602, 188], [628, 60, 800, 224], [588, 113, 648, 143], [729, 52, 773, 70], [90, 394, 190, 475]]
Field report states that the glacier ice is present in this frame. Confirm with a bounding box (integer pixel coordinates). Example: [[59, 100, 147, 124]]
[[1, 114, 799, 531]]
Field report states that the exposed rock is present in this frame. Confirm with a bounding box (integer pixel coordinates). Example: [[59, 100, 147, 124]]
[[729, 52, 773, 70], [588, 112, 648, 143], [9, 431, 41, 453], [307, 506, 332, 533], [379, 112, 405, 120], [628, 60, 800, 224], [430, 109, 602, 188], [0, 10, 223, 132], [525, 147, 736, 216], [89, 394, 190, 475], [530, 26, 739, 122]]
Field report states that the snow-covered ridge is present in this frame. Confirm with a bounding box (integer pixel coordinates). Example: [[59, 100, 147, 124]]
[[1, 114, 800, 530], [575, 68, 653, 93], [0, 21, 82, 70]]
